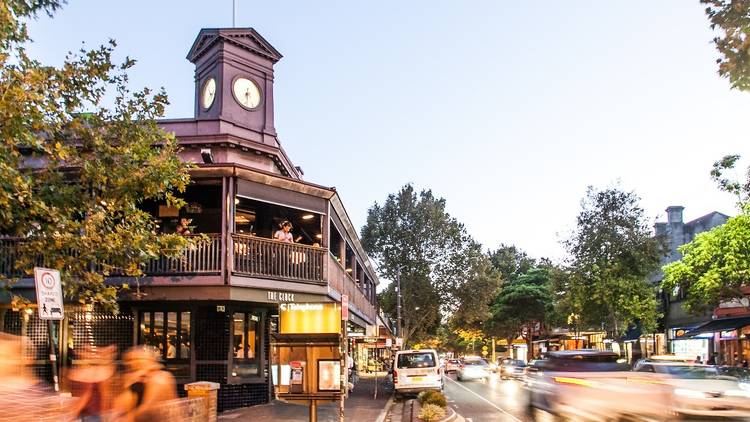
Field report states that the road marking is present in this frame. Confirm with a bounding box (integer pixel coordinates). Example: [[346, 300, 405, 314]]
[[444, 375, 522, 422]]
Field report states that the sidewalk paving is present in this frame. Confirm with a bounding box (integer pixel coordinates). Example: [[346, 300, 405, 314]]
[[219, 373, 394, 422]]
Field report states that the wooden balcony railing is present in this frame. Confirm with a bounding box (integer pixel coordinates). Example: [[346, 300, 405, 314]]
[[327, 254, 377, 322], [0, 234, 222, 278], [144, 234, 222, 275], [232, 234, 325, 283]]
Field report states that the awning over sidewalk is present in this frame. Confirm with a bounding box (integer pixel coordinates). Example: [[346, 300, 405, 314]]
[[686, 316, 750, 337]]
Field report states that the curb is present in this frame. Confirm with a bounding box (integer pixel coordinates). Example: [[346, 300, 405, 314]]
[[375, 394, 395, 422]]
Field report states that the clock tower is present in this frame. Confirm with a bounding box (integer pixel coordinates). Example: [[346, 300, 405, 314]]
[[187, 28, 282, 140]]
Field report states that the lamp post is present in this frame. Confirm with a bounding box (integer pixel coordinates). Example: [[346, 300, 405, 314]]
[[396, 269, 402, 341]]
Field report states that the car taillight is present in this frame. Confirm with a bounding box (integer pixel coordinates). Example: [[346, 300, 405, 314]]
[[435, 367, 440, 376], [393, 369, 398, 384]]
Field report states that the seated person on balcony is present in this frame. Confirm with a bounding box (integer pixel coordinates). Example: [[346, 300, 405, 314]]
[[175, 217, 192, 235]]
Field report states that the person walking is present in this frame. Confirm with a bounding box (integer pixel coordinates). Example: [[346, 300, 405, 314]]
[[112, 346, 177, 422], [68, 345, 117, 422]]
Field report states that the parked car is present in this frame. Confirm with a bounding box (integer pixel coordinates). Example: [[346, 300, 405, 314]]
[[635, 362, 750, 419], [392, 349, 443, 398], [445, 358, 461, 373], [457, 357, 491, 382], [525, 350, 672, 421], [499, 358, 527, 380]]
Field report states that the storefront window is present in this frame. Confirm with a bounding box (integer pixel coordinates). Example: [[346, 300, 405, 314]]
[[138, 310, 191, 361], [232, 311, 260, 378]]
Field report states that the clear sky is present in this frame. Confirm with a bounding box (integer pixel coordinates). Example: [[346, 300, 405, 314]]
[[25, 1, 749, 262]]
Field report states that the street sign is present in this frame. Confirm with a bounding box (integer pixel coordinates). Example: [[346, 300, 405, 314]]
[[34, 268, 64, 320], [341, 295, 348, 321], [395, 338, 403, 348], [385, 338, 392, 348]]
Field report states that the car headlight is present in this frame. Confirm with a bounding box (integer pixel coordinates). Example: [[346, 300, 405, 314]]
[[725, 389, 750, 398], [674, 388, 709, 399]]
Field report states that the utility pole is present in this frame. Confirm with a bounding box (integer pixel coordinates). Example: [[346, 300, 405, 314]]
[[232, 0, 237, 27], [396, 269, 402, 340]]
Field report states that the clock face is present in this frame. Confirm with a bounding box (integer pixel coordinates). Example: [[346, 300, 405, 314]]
[[201, 78, 216, 109], [232, 77, 262, 109]]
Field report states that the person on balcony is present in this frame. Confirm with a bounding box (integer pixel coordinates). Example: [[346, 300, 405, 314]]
[[274, 221, 294, 243]]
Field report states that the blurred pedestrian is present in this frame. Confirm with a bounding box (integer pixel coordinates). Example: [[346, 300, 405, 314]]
[[112, 346, 177, 422], [695, 355, 702, 364], [707, 352, 718, 365], [68, 345, 117, 422]]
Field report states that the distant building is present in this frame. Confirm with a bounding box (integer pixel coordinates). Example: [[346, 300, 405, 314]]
[[654, 206, 729, 361]]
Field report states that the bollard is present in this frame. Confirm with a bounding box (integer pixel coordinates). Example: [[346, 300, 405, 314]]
[[185, 381, 220, 422]]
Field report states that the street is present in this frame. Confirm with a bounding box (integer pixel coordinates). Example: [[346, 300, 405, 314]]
[[441, 372, 539, 422]]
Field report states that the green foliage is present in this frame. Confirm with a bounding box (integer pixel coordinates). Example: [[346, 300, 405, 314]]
[[418, 403, 446, 422], [361, 184, 499, 345], [559, 186, 665, 335], [710, 154, 750, 209], [663, 213, 750, 314], [701, 0, 750, 91], [0, 1, 193, 310], [485, 267, 554, 353], [418, 390, 447, 408], [488, 244, 536, 284]]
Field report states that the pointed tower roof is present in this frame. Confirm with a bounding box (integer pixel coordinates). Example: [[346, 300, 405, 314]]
[[186, 28, 283, 64]]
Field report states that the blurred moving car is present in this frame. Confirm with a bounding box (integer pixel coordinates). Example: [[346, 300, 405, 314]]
[[635, 362, 750, 419], [633, 355, 696, 369], [499, 358, 527, 380], [444, 358, 461, 373], [525, 350, 672, 421], [393, 349, 443, 399], [457, 357, 490, 382]]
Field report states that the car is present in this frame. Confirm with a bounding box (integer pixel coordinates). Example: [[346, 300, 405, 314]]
[[498, 358, 527, 380], [457, 357, 490, 381], [525, 350, 672, 421], [392, 349, 443, 399], [444, 358, 461, 373], [636, 362, 750, 419], [633, 354, 696, 370]]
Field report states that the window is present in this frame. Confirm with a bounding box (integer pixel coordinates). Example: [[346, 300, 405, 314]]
[[232, 312, 261, 378], [138, 310, 191, 365]]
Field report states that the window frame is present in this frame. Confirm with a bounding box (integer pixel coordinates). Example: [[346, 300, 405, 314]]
[[138, 310, 191, 363], [230, 310, 264, 383]]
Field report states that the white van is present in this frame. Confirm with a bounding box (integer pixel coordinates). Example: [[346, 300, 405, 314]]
[[393, 349, 443, 398]]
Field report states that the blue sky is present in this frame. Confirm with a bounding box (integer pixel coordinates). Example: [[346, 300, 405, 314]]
[[25, 1, 749, 262]]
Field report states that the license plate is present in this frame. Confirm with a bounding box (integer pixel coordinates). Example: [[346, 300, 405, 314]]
[[411, 377, 424, 382]]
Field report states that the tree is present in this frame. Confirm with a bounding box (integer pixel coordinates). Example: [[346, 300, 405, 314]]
[[0, 1, 192, 310], [362, 184, 497, 345], [485, 267, 553, 360], [663, 155, 750, 314], [560, 186, 665, 336], [488, 244, 536, 284], [701, 0, 750, 91]]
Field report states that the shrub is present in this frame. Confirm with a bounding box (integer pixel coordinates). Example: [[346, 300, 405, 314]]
[[419, 403, 446, 422], [418, 390, 447, 408]]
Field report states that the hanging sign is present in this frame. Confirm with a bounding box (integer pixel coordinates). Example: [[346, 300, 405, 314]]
[[341, 295, 349, 321], [34, 268, 64, 320]]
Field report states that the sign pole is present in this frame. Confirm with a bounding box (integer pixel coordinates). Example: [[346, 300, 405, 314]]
[[34, 267, 64, 392], [47, 319, 59, 392]]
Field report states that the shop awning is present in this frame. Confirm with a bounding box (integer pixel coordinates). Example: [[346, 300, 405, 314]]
[[685, 316, 750, 337]]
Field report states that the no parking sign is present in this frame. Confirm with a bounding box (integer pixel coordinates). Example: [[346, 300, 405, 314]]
[[34, 267, 64, 320]]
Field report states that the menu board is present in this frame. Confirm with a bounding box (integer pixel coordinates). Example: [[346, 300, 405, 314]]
[[318, 360, 341, 391]]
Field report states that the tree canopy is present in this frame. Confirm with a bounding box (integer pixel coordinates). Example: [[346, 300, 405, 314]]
[[485, 267, 553, 359], [0, 1, 192, 310], [559, 186, 665, 335], [663, 155, 750, 314], [362, 184, 499, 345], [702, 0, 750, 91]]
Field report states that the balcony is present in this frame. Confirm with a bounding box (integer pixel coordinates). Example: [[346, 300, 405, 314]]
[[232, 234, 325, 283]]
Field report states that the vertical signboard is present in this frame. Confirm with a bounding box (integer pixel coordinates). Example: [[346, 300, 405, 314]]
[[34, 267, 64, 320], [341, 295, 348, 321]]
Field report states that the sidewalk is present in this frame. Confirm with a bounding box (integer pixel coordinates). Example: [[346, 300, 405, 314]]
[[219, 373, 394, 422]]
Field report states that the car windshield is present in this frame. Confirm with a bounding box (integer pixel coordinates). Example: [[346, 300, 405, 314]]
[[397, 352, 436, 369], [542, 354, 629, 372], [506, 360, 525, 367], [718, 367, 750, 381], [656, 365, 720, 379], [464, 359, 488, 366]]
